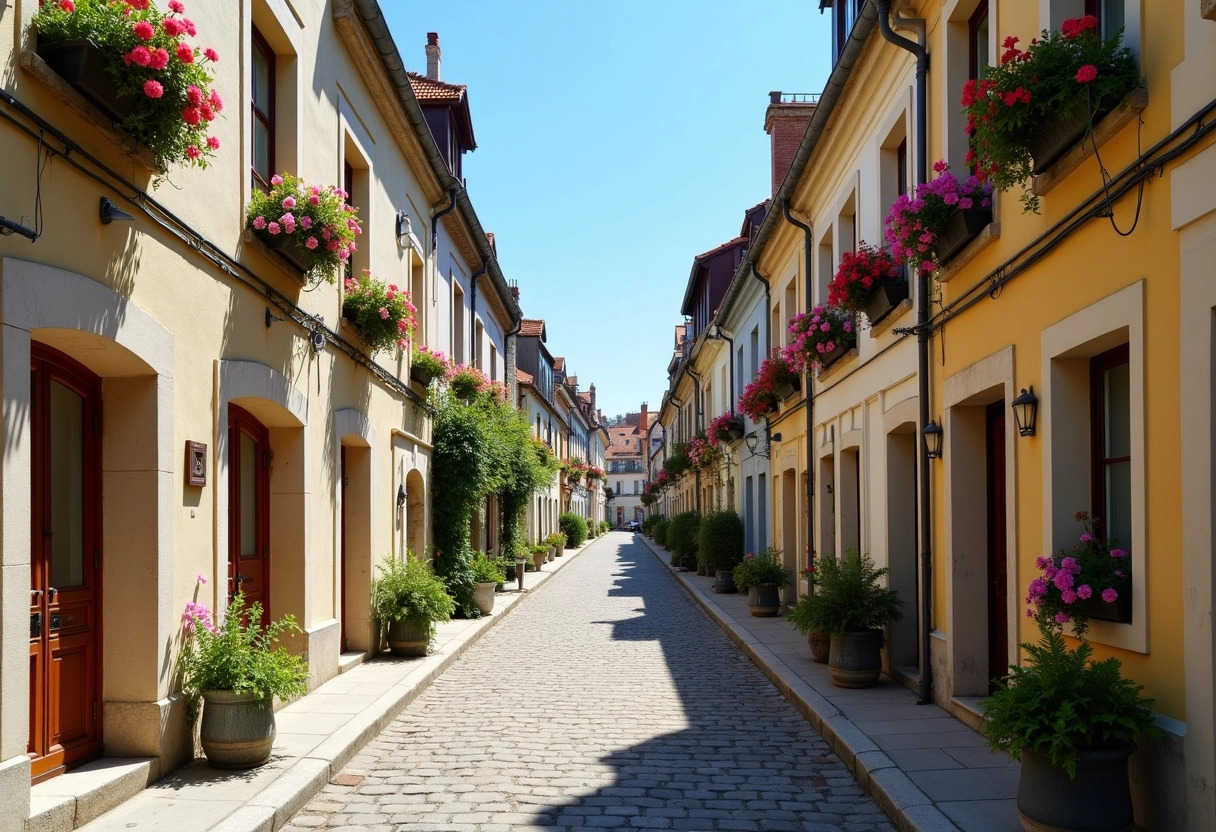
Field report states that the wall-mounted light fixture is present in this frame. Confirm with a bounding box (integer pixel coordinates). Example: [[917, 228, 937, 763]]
[[923, 420, 943, 460], [396, 211, 414, 250], [265, 307, 286, 328], [396, 483, 407, 510], [1011, 387, 1039, 437], [99, 197, 136, 224]]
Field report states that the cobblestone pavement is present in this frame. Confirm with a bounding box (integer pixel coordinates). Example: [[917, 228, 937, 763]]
[[283, 533, 896, 832]]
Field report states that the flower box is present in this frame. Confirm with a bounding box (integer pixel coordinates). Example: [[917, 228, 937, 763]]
[[1080, 590, 1132, 624], [817, 344, 847, 372], [778, 375, 801, 400], [862, 280, 909, 327], [37, 38, 136, 123], [264, 233, 314, 273], [934, 208, 994, 265], [1028, 107, 1093, 176]]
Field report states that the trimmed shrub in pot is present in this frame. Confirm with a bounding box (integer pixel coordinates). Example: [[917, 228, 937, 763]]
[[642, 514, 664, 539], [667, 511, 700, 571], [805, 550, 903, 687], [179, 592, 308, 769], [732, 548, 793, 617], [698, 510, 744, 593], [653, 518, 671, 548], [371, 555, 455, 657], [559, 512, 588, 547]]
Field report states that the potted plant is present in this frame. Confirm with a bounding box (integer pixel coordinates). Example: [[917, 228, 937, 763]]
[[707, 411, 745, 445], [803, 550, 903, 687], [666, 511, 700, 571], [246, 173, 361, 283], [1027, 511, 1132, 632], [448, 363, 489, 399], [34, 0, 222, 170], [340, 270, 417, 356], [884, 161, 994, 272], [530, 543, 548, 572], [732, 548, 793, 617], [558, 512, 588, 547], [698, 510, 744, 593], [653, 518, 671, 548], [469, 551, 505, 616], [827, 242, 907, 326], [983, 622, 1159, 832], [370, 555, 455, 657], [738, 349, 802, 423], [963, 15, 1141, 212], [546, 532, 567, 557], [410, 345, 448, 387], [788, 564, 830, 663], [786, 306, 857, 374], [179, 592, 309, 769]]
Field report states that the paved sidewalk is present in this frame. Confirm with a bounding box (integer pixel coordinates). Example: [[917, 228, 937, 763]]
[[60, 539, 602, 832], [638, 535, 1021, 832]]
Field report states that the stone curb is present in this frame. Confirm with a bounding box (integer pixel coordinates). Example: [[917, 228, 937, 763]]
[[637, 535, 962, 832], [216, 535, 608, 832]]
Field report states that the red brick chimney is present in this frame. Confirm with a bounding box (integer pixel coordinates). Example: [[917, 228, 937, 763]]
[[765, 91, 816, 196], [426, 32, 441, 81]]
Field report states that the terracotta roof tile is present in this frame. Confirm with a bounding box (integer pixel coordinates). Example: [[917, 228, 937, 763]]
[[517, 369, 534, 385], [694, 235, 747, 261], [519, 319, 545, 338], [554, 357, 565, 372], [407, 72, 466, 103]]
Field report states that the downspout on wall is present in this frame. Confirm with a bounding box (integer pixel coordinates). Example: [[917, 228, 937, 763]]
[[752, 264, 772, 358], [470, 262, 486, 367], [876, 0, 933, 706], [688, 366, 704, 515], [781, 199, 815, 577]]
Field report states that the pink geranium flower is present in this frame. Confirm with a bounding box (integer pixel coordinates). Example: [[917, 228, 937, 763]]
[[143, 80, 164, 98]]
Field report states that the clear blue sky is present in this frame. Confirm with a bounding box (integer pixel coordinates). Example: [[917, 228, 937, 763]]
[[383, 2, 833, 420]]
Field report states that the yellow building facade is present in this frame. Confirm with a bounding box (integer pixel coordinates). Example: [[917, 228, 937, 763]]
[[0, 0, 519, 822]]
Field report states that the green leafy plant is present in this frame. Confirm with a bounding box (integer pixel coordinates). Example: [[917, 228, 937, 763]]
[[597, 520, 609, 535], [559, 512, 588, 547], [370, 555, 455, 642], [246, 172, 361, 284], [341, 270, 416, 355], [642, 514, 664, 537], [697, 510, 744, 572], [963, 16, 1141, 212], [469, 551, 505, 584], [798, 551, 902, 644], [653, 518, 671, 547], [545, 532, 566, 550], [982, 623, 1159, 778], [179, 592, 308, 717], [667, 511, 701, 562], [34, 0, 222, 170], [410, 345, 448, 382], [531, 543, 549, 556], [732, 547, 793, 591]]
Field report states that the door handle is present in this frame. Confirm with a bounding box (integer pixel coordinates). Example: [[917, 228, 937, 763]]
[[30, 589, 43, 600], [47, 587, 57, 601]]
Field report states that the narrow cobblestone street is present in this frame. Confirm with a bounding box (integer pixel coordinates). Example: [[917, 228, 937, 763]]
[[283, 533, 895, 832]]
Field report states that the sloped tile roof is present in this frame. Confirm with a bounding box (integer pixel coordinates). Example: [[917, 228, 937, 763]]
[[517, 369, 534, 385], [519, 319, 545, 338], [407, 72, 466, 103]]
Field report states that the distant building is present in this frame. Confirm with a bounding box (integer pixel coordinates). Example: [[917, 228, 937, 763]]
[[606, 404, 652, 527]]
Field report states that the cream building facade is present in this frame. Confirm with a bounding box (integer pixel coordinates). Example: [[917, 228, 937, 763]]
[[0, 0, 519, 822]]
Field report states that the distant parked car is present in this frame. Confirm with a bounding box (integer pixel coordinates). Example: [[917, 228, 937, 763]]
[[629, 520, 640, 532]]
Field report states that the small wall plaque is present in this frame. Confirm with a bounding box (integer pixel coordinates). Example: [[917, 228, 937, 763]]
[[186, 441, 207, 487]]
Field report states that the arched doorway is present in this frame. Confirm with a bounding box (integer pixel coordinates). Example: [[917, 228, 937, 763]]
[[29, 344, 103, 782], [406, 469, 425, 558]]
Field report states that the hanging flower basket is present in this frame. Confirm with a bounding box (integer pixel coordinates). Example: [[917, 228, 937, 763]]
[[862, 280, 910, 327], [246, 173, 361, 285], [933, 207, 995, 265], [786, 306, 856, 374], [777, 374, 802, 400], [341, 271, 417, 356]]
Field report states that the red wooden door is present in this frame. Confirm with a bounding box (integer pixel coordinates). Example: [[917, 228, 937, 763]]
[[986, 402, 1008, 691], [340, 446, 347, 653], [29, 345, 102, 783], [228, 405, 270, 625]]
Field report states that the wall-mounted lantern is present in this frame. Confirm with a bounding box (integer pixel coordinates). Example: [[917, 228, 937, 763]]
[[1011, 387, 1039, 437], [923, 420, 943, 460]]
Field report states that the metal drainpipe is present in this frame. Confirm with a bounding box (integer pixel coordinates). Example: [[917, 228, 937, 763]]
[[752, 264, 772, 357], [688, 366, 703, 515], [429, 187, 458, 317], [876, 0, 933, 706], [708, 326, 736, 407], [781, 199, 815, 580]]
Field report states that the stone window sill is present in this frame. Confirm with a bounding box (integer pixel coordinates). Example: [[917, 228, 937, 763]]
[[1031, 88, 1149, 198], [19, 48, 158, 173], [935, 222, 1001, 284]]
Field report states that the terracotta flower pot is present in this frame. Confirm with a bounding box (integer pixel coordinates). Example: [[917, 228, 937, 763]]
[[713, 570, 737, 594], [808, 631, 831, 664]]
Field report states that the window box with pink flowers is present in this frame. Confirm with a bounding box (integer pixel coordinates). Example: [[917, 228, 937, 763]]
[[245, 173, 362, 285]]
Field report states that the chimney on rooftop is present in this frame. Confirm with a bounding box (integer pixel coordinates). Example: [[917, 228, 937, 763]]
[[509, 280, 519, 302], [765, 91, 817, 197], [426, 32, 441, 81], [589, 383, 596, 412]]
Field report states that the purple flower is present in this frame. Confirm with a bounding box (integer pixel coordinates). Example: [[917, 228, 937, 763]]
[[1055, 611, 1071, 624], [1076, 584, 1093, 599], [1035, 556, 1051, 569], [1101, 588, 1119, 603], [1080, 533, 1093, 543], [1053, 570, 1075, 591], [1061, 589, 1077, 604], [1110, 548, 1127, 558]]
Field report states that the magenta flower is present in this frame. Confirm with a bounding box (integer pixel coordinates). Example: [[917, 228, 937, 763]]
[[169, 0, 185, 12], [300, 216, 312, 229], [1054, 611, 1071, 624], [378, 307, 390, 320], [204, 47, 220, 62], [282, 196, 296, 210], [1101, 588, 1119, 603], [305, 237, 319, 249], [133, 20, 155, 40], [267, 222, 281, 235], [1053, 570, 1075, 591], [207, 136, 220, 150], [143, 80, 164, 99], [1110, 548, 1127, 558], [196, 573, 207, 584], [177, 43, 194, 63], [270, 174, 283, 186], [1061, 589, 1077, 604], [1079, 533, 1093, 543]]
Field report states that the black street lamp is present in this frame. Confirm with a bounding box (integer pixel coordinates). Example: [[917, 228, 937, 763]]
[[923, 420, 943, 460], [1011, 387, 1039, 437]]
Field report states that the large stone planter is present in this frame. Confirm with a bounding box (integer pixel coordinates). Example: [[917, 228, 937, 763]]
[[808, 631, 831, 664], [828, 629, 883, 688], [1017, 747, 1134, 832], [713, 569, 737, 594], [747, 584, 781, 617], [386, 619, 429, 657], [200, 691, 275, 770], [473, 582, 496, 616], [533, 552, 546, 572]]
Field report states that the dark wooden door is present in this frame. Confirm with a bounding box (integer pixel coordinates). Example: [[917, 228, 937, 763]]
[[340, 446, 347, 653], [29, 345, 102, 782], [986, 402, 1008, 691], [228, 404, 270, 625]]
